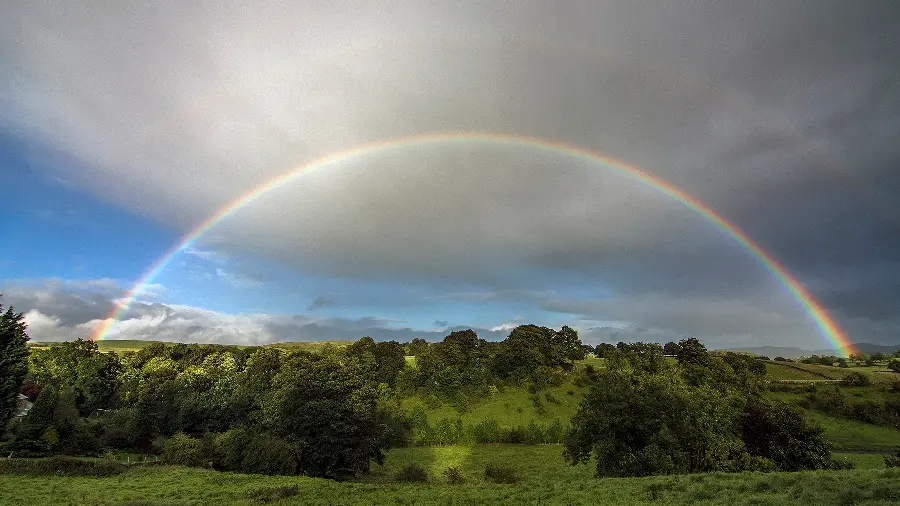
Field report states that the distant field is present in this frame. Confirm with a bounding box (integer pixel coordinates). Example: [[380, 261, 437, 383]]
[[805, 410, 900, 452], [1, 462, 898, 505], [28, 340, 169, 354], [401, 381, 586, 429], [265, 340, 354, 352]]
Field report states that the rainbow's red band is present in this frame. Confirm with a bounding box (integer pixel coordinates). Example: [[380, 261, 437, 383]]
[[92, 132, 854, 356]]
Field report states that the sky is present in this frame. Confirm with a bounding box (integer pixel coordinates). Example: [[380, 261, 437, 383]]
[[1, 1, 898, 350]]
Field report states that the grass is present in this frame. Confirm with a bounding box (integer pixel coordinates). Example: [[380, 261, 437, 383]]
[[1, 461, 898, 505], [832, 452, 889, 469], [806, 410, 900, 452], [401, 381, 586, 428], [765, 362, 829, 381], [265, 341, 354, 352], [363, 445, 594, 484]]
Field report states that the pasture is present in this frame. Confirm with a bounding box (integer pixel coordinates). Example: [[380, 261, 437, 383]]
[[0, 462, 897, 505]]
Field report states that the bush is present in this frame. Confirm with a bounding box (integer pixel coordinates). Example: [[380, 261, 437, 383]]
[[0, 456, 126, 476], [443, 466, 465, 484], [470, 419, 501, 444], [884, 449, 900, 468], [544, 392, 561, 405], [163, 432, 204, 467], [247, 485, 299, 503], [841, 371, 872, 387], [827, 459, 856, 470], [395, 463, 429, 482], [484, 463, 520, 483]]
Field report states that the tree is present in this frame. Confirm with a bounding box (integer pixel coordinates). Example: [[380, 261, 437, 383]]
[[740, 400, 831, 471], [564, 364, 749, 477], [594, 343, 615, 358], [888, 359, 900, 373], [663, 341, 681, 356], [0, 300, 29, 428], [675, 338, 709, 366], [264, 353, 388, 479], [407, 338, 429, 357]]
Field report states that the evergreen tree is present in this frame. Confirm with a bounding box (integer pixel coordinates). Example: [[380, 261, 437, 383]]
[[0, 299, 30, 428]]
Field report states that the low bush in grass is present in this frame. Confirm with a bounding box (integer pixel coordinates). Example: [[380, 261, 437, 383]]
[[484, 463, 520, 484], [885, 449, 900, 468], [247, 485, 299, 503], [443, 466, 465, 484], [394, 463, 429, 483], [0, 456, 126, 476], [842, 372, 872, 387]]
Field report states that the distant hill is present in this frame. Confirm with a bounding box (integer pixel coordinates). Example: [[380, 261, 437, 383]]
[[724, 343, 900, 358], [722, 346, 838, 358], [28, 339, 354, 354], [841, 342, 900, 355]]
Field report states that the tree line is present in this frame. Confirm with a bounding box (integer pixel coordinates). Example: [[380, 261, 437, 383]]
[[1, 299, 842, 480]]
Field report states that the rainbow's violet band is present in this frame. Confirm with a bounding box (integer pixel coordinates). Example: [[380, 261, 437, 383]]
[[91, 131, 855, 356]]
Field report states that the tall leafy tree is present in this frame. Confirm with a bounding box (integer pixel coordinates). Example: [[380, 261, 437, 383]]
[[0, 299, 29, 427]]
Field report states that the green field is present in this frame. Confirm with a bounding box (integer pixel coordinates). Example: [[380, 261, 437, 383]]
[[1, 461, 898, 505], [805, 410, 900, 452]]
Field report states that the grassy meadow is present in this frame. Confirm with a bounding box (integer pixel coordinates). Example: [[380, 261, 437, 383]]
[[1, 462, 899, 505]]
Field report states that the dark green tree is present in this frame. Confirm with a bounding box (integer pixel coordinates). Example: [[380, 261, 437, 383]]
[[264, 352, 387, 479], [564, 364, 749, 476], [887, 359, 900, 373], [0, 300, 29, 428], [675, 337, 710, 366], [407, 338, 429, 357], [663, 341, 681, 356], [740, 400, 831, 471]]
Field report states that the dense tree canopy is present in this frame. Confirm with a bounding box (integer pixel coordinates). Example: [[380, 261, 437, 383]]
[[0, 300, 29, 428], [564, 343, 832, 477]]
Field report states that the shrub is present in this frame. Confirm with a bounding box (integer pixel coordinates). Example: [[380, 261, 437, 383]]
[[544, 392, 561, 405], [163, 432, 204, 467], [395, 463, 429, 482], [841, 371, 872, 387], [484, 463, 519, 483], [247, 485, 299, 503], [530, 393, 546, 415], [470, 419, 501, 444], [884, 449, 900, 468], [0, 456, 126, 476], [545, 419, 565, 443], [443, 466, 465, 484], [827, 459, 856, 470]]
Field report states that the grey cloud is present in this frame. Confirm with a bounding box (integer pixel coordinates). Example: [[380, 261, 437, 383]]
[[1, 2, 898, 346], [308, 297, 336, 311]]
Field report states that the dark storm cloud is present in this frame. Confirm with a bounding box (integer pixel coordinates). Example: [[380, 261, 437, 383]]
[[1, 1, 898, 346]]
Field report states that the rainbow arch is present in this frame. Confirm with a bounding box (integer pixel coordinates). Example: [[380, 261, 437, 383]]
[[91, 131, 854, 355]]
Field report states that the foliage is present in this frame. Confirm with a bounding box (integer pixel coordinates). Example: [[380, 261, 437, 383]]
[[740, 400, 832, 471], [885, 449, 900, 468], [0, 456, 126, 476], [247, 485, 299, 503], [443, 466, 465, 484], [0, 300, 29, 428], [674, 337, 709, 366], [484, 463, 520, 483], [564, 362, 750, 477], [841, 371, 873, 387], [394, 463, 429, 482], [888, 359, 900, 373]]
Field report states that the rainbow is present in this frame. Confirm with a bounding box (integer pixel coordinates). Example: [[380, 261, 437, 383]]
[[91, 131, 854, 355]]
